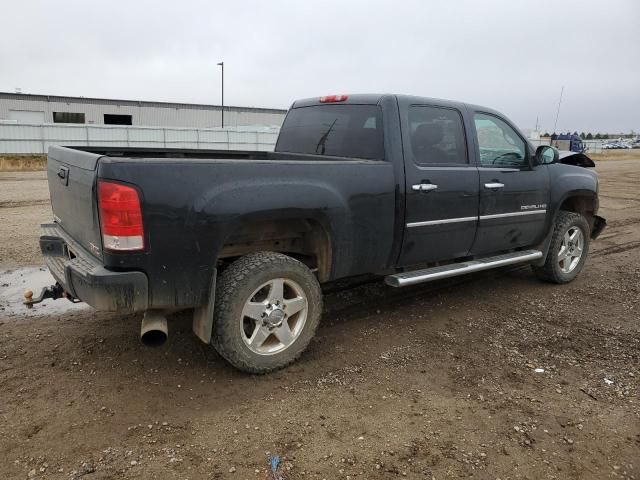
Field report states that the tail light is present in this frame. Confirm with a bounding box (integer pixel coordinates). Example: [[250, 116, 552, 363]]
[[98, 180, 144, 251], [319, 95, 348, 103]]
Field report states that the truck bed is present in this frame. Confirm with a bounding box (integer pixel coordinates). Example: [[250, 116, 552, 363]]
[[46, 145, 396, 310]]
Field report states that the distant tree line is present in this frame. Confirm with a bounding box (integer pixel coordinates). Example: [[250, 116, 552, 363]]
[[542, 131, 636, 140]]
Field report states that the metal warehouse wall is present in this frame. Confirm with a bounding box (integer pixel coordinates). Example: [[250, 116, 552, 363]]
[[0, 93, 287, 128], [0, 123, 280, 154]]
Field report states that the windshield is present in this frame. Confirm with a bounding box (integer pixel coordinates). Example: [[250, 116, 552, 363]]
[[275, 104, 384, 160]]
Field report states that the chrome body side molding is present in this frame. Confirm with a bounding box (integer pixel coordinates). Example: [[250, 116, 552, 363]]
[[406, 216, 477, 228], [479, 210, 546, 220], [407, 209, 546, 228]]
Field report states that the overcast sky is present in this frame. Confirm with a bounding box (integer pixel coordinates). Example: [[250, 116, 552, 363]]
[[1, 0, 638, 133]]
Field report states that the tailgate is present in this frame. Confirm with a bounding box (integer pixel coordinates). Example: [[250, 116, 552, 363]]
[[47, 146, 103, 259]]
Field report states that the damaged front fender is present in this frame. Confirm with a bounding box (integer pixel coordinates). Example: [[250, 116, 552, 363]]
[[558, 151, 596, 168]]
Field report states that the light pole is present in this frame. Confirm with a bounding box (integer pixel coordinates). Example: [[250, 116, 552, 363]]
[[217, 61, 224, 128]]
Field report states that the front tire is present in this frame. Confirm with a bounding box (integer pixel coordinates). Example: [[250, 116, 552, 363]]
[[212, 252, 322, 374], [532, 211, 590, 284]]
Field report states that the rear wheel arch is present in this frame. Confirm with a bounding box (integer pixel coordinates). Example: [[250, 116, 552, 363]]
[[217, 216, 333, 282], [193, 216, 332, 346]]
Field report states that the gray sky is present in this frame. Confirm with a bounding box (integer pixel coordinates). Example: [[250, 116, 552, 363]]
[[1, 0, 638, 133]]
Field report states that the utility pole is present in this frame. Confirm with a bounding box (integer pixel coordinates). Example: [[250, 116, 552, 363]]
[[217, 61, 224, 128], [553, 86, 564, 133]]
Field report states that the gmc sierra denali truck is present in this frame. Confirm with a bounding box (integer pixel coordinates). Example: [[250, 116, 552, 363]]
[[33, 94, 606, 373]]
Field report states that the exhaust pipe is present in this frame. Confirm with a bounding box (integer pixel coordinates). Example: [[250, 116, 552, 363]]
[[140, 310, 168, 347]]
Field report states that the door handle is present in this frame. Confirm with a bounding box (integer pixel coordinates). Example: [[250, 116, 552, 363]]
[[412, 183, 438, 192], [484, 182, 504, 189]]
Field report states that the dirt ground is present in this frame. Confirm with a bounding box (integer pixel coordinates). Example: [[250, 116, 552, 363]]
[[0, 160, 638, 480]]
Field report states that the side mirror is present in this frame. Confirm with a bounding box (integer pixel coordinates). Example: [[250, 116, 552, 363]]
[[535, 145, 559, 165]]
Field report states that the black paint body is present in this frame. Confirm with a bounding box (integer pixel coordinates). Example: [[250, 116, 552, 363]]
[[43, 94, 602, 311]]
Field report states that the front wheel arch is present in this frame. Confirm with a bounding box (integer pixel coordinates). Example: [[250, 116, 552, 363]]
[[533, 192, 598, 266]]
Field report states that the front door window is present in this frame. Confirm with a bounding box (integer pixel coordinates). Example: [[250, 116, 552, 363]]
[[474, 113, 527, 168]]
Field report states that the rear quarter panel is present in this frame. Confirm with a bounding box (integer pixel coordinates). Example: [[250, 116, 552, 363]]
[[97, 158, 395, 308]]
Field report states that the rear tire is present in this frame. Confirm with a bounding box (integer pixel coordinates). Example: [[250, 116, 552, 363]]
[[532, 211, 590, 284], [211, 252, 322, 374]]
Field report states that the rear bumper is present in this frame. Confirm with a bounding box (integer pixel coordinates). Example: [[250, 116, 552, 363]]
[[40, 223, 148, 312]]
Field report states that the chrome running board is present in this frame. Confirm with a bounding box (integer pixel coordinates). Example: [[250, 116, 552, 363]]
[[385, 249, 543, 287]]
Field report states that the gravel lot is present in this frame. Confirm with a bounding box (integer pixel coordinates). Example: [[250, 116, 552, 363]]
[[0, 160, 638, 479]]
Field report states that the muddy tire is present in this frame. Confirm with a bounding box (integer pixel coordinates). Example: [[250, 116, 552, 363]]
[[211, 252, 322, 374], [532, 211, 590, 284]]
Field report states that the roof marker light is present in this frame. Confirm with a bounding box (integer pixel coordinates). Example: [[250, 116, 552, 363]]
[[319, 95, 348, 103]]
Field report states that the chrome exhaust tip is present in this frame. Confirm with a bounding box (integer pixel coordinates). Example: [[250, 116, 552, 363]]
[[140, 310, 168, 347]]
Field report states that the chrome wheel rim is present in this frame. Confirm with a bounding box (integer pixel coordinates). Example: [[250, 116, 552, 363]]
[[240, 278, 308, 355], [558, 226, 584, 274]]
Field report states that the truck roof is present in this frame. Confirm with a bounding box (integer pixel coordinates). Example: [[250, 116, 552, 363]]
[[291, 94, 501, 117]]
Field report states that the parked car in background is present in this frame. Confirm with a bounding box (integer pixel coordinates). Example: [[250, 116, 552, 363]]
[[603, 141, 632, 149]]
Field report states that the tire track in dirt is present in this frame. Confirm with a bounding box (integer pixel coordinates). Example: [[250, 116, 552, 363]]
[[592, 240, 640, 257], [598, 194, 640, 204], [0, 177, 45, 183], [0, 199, 50, 208], [603, 217, 640, 229]]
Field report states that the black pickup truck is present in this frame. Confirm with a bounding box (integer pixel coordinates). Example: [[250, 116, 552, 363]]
[[35, 94, 605, 373]]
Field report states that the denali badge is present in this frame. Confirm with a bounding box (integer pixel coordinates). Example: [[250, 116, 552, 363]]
[[521, 204, 547, 211]]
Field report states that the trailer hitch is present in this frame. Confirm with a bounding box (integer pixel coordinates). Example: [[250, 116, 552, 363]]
[[23, 283, 80, 308]]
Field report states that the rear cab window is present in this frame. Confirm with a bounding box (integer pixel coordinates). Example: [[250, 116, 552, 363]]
[[275, 105, 384, 160]]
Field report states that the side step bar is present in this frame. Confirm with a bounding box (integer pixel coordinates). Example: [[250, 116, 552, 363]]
[[385, 249, 543, 287]]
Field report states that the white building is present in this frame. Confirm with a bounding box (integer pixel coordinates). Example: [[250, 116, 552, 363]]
[[0, 92, 287, 128]]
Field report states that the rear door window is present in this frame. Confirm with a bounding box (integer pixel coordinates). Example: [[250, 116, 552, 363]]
[[409, 106, 468, 165], [275, 105, 384, 160]]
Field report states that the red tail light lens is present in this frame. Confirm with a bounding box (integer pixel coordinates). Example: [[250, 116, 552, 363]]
[[319, 95, 348, 103], [98, 180, 144, 251]]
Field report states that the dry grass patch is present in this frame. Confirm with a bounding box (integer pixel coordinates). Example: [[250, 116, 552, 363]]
[[0, 156, 47, 171], [589, 149, 640, 162]]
